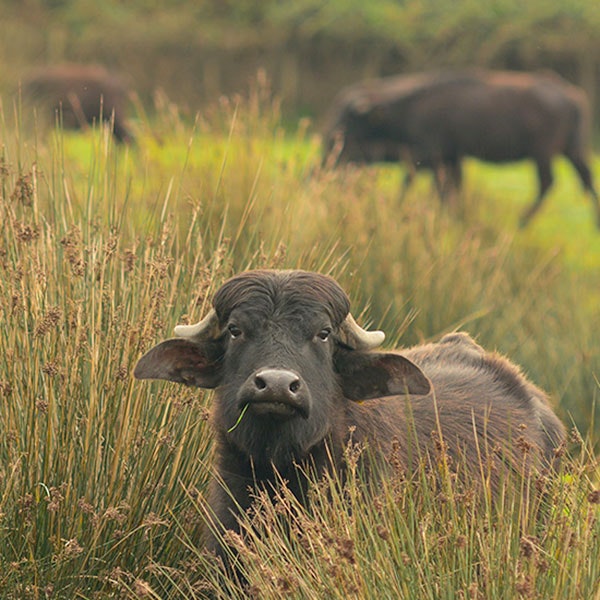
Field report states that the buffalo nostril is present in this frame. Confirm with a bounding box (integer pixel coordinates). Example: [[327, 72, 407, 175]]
[[254, 376, 267, 390], [289, 379, 301, 394]]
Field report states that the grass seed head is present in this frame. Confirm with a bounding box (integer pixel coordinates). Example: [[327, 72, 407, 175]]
[[11, 172, 34, 206], [34, 307, 63, 337], [515, 574, 533, 597], [14, 220, 39, 243], [519, 536, 537, 559]]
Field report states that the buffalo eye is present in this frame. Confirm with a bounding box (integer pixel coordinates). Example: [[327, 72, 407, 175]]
[[227, 324, 242, 339], [316, 327, 332, 342]]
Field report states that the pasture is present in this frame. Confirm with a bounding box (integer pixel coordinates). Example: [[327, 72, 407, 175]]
[[0, 87, 599, 598]]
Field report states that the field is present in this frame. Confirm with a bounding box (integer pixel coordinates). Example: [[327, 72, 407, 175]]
[[1, 85, 599, 598]]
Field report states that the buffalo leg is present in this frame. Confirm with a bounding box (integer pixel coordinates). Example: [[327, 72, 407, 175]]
[[566, 154, 600, 229], [520, 160, 553, 227], [434, 159, 461, 206], [399, 147, 417, 200], [432, 164, 447, 200], [399, 168, 415, 200], [447, 159, 463, 192]]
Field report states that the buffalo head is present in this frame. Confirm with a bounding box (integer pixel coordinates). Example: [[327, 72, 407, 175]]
[[134, 269, 430, 468]]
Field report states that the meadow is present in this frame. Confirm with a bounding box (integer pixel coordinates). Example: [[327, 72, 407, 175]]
[[0, 84, 599, 598]]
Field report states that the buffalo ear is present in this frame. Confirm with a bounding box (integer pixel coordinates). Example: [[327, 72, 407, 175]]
[[134, 338, 222, 389], [334, 349, 431, 401]]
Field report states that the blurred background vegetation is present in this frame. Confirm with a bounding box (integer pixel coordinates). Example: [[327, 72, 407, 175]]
[[2, 0, 600, 131]]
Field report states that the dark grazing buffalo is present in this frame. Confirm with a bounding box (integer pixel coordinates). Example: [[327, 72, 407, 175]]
[[23, 64, 133, 143], [324, 70, 600, 227], [134, 269, 565, 566]]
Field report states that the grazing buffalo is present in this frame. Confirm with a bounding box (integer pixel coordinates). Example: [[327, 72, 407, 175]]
[[324, 70, 600, 227], [23, 64, 133, 143], [135, 269, 565, 566]]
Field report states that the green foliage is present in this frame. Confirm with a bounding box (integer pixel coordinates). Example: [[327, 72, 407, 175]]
[[0, 79, 598, 598], [2, 0, 600, 121], [7, 0, 600, 48]]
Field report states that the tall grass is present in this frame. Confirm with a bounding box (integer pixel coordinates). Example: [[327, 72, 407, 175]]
[[0, 82, 598, 598], [168, 440, 600, 600]]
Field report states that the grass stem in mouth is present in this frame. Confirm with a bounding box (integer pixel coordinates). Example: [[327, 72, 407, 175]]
[[228, 403, 249, 433]]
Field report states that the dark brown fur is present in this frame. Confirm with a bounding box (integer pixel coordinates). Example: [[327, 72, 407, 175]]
[[324, 69, 600, 227], [348, 332, 564, 479], [134, 270, 565, 570], [23, 64, 133, 143]]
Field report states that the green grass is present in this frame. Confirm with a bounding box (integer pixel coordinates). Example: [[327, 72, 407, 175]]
[[465, 158, 600, 270], [0, 85, 599, 598]]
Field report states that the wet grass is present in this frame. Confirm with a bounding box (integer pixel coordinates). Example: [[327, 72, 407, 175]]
[[0, 84, 598, 598]]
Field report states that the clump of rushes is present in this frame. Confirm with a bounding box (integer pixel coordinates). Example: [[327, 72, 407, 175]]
[[0, 77, 598, 598], [171, 438, 600, 599]]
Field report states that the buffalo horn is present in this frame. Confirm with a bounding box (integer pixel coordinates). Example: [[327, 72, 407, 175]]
[[339, 313, 385, 350], [173, 309, 220, 341]]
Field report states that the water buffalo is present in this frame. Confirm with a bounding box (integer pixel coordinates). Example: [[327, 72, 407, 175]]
[[324, 70, 600, 228], [23, 64, 133, 143], [134, 269, 565, 566]]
